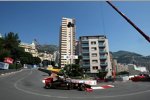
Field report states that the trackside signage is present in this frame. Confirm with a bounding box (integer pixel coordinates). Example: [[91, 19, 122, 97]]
[[4, 57, 14, 64], [71, 79, 97, 85]]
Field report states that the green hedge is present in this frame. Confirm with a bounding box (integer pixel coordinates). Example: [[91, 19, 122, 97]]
[[9, 63, 22, 69]]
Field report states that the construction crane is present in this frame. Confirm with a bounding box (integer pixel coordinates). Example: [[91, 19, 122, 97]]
[[106, 1, 150, 43]]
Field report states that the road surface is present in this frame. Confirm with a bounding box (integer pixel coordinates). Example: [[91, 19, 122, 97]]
[[0, 69, 150, 100]]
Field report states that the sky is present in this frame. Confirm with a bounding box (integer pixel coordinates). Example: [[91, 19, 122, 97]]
[[0, 1, 150, 56]]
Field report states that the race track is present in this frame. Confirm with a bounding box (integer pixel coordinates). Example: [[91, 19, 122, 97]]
[[1, 69, 150, 100]]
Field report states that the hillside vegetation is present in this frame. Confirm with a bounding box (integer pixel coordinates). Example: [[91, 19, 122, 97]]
[[112, 50, 150, 70]]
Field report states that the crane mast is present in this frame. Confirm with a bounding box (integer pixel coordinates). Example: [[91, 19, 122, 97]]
[[106, 1, 150, 43]]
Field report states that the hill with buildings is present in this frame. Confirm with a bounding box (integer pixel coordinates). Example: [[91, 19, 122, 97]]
[[37, 44, 58, 54], [112, 50, 150, 70]]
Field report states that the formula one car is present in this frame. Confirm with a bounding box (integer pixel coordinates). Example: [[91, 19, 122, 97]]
[[130, 74, 150, 82], [39, 66, 92, 91], [42, 76, 92, 91]]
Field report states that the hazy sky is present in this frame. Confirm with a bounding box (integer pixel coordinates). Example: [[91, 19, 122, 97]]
[[0, 1, 150, 56]]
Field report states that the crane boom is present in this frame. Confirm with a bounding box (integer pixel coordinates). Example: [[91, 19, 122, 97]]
[[106, 1, 150, 43]]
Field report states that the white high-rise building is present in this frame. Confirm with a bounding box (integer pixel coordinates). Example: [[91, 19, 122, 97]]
[[79, 35, 112, 77], [59, 17, 76, 68]]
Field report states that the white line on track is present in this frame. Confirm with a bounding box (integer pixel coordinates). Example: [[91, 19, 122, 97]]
[[14, 70, 150, 99]]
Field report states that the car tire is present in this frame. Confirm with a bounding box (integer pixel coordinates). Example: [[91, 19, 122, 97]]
[[44, 83, 52, 89], [78, 83, 85, 91], [67, 83, 72, 90]]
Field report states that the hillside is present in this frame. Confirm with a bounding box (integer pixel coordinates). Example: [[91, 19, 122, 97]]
[[112, 50, 150, 70], [37, 44, 58, 54]]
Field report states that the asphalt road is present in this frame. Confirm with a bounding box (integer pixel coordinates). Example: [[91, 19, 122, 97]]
[[0, 69, 150, 100]]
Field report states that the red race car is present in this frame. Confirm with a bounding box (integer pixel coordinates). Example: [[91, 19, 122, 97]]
[[130, 74, 150, 82], [42, 76, 92, 91]]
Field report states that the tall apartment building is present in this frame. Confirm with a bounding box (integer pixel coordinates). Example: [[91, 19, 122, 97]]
[[79, 35, 112, 77], [59, 17, 76, 68]]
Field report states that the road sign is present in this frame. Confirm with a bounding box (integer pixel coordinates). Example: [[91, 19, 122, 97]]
[[4, 57, 14, 64], [63, 55, 78, 59]]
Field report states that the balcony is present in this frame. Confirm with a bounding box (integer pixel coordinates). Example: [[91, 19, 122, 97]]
[[82, 39, 88, 42], [82, 64, 90, 67], [82, 44, 89, 47], [99, 44, 105, 48], [100, 63, 108, 66], [82, 56, 90, 59], [99, 50, 107, 54], [82, 41, 88, 43], [100, 56, 107, 60], [82, 50, 89, 53], [98, 39, 105, 42]]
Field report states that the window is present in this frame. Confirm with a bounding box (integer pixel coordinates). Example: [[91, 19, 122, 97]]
[[100, 54, 105, 56], [83, 37, 88, 40], [91, 41, 96, 45], [99, 48, 104, 51], [92, 53, 97, 57], [92, 60, 98, 63], [92, 66, 98, 70], [91, 47, 97, 51]]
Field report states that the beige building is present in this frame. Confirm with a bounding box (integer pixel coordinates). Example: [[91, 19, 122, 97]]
[[20, 42, 53, 62], [38, 52, 53, 61], [59, 17, 76, 68], [79, 35, 112, 77], [19, 41, 38, 57]]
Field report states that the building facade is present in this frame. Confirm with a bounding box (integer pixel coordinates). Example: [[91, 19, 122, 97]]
[[59, 17, 76, 68], [52, 51, 60, 66], [19, 41, 38, 57], [79, 35, 112, 77], [38, 52, 53, 61], [20, 42, 53, 63]]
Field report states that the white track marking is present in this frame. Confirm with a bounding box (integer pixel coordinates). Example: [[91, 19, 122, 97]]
[[14, 70, 150, 99]]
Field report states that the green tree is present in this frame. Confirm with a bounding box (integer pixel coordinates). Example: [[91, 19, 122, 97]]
[[75, 55, 82, 65], [64, 64, 83, 77], [0, 49, 11, 61], [0, 36, 11, 61], [97, 69, 108, 79], [0, 37, 4, 48], [22, 52, 33, 64], [3, 32, 20, 50], [2, 32, 21, 61], [33, 57, 41, 65], [0, 32, 41, 69]]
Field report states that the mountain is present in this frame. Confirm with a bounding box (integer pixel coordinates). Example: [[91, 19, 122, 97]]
[[111, 50, 150, 70], [112, 50, 142, 58], [37, 44, 58, 54]]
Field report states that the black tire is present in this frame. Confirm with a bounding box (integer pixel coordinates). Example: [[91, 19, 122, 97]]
[[44, 83, 52, 89], [67, 83, 72, 90], [78, 84, 85, 91]]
